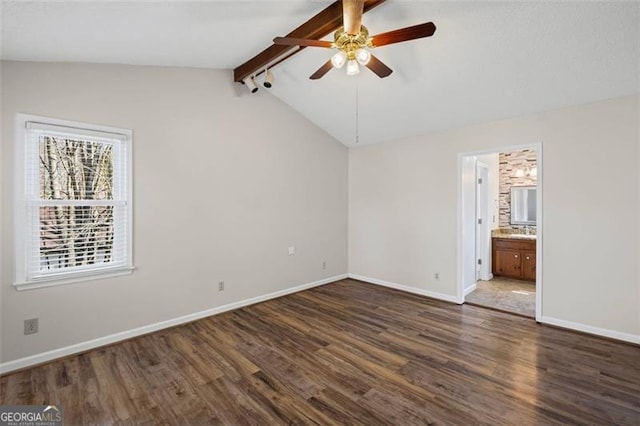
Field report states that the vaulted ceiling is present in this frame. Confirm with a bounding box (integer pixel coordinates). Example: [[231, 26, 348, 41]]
[[2, 1, 639, 146]]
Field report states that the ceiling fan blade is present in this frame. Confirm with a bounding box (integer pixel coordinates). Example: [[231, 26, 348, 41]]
[[343, 0, 365, 35], [370, 22, 436, 47], [366, 54, 393, 78], [310, 60, 334, 80], [273, 37, 333, 48]]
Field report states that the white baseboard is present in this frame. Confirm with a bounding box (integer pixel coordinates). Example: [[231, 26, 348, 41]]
[[348, 275, 638, 345], [463, 283, 477, 296], [540, 316, 640, 345], [0, 274, 348, 375], [348, 273, 462, 304], [5, 274, 635, 374]]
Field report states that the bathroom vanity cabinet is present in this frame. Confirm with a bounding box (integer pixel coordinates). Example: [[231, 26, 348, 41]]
[[492, 237, 536, 282]]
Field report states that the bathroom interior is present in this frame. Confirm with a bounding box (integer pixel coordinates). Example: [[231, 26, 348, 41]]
[[466, 148, 537, 317]]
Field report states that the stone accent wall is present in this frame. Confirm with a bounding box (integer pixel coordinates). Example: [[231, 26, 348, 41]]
[[499, 149, 537, 229]]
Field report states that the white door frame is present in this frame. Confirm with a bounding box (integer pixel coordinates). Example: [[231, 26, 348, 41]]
[[460, 156, 477, 296], [457, 142, 543, 322], [475, 161, 491, 281]]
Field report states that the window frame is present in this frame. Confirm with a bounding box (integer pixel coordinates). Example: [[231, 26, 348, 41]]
[[14, 114, 134, 291]]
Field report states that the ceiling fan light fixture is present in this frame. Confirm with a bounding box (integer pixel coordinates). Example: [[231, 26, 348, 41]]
[[331, 51, 348, 69], [346, 59, 360, 76], [355, 48, 371, 65], [242, 76, 259, 93]]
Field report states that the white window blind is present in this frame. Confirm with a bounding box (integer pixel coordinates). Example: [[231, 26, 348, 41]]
[[15, 115, 133, 290]]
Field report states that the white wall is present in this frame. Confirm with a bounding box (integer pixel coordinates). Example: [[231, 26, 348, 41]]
[[1, 62, 638, 370], [1, 61, 348, 366], [349, 95, 640, 340]]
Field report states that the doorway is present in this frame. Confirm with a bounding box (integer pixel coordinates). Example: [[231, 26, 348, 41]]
[[458, 144, 542, 320]]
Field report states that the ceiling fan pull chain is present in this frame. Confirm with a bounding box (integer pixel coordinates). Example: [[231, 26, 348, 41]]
[[355, 79, 360, 144]]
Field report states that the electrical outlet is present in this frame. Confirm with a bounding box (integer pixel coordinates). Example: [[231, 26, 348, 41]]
[[322, 261, 326, 270], [218, 281, 225, 291], [434, 272, 440, 280], [288, 246, 295, 256], [24, 318, 38, 335]]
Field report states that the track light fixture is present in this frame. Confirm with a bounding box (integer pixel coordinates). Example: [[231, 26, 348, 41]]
[[263, 69, 274, 88], [242, 76, 259, 93]]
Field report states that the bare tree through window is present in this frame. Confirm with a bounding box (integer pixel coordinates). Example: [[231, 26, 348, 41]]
[[38, 136, 115, 270]]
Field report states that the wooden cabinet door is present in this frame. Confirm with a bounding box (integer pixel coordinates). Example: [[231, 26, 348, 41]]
[[522, 251, 536, 281], [494, 249, 522, 278]]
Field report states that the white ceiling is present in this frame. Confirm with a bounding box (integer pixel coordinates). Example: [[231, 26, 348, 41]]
[[2, 1, 639, 146]]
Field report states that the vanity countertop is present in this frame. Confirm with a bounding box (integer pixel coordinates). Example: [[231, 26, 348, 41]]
[[493, 233, 536, 241]]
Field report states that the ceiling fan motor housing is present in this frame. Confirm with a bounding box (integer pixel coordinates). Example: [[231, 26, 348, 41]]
[[334, 25, 372, 59]]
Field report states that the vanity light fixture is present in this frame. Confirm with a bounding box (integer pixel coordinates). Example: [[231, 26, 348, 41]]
[[514, 166, 537, 178]]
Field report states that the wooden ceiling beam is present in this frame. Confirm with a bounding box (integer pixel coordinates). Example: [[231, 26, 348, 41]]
[[233, 0, 386, 83]]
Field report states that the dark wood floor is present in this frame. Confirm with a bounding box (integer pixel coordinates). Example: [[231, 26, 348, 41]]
[[2, 279, 639, 425]]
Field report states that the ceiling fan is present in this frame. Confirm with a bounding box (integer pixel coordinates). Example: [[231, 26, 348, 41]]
[[272, 0, 436, 80]]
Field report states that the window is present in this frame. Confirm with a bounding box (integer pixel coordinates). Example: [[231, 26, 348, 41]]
[[14, 114, 133, 290]]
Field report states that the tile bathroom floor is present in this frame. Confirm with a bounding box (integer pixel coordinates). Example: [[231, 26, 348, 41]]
[[466, 277, 535, 317]]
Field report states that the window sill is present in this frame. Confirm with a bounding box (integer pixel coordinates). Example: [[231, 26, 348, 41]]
[[13, 266, 135, 291]]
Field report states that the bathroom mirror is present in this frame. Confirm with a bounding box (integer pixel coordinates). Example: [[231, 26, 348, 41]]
[[511, 185, 537, 225]]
